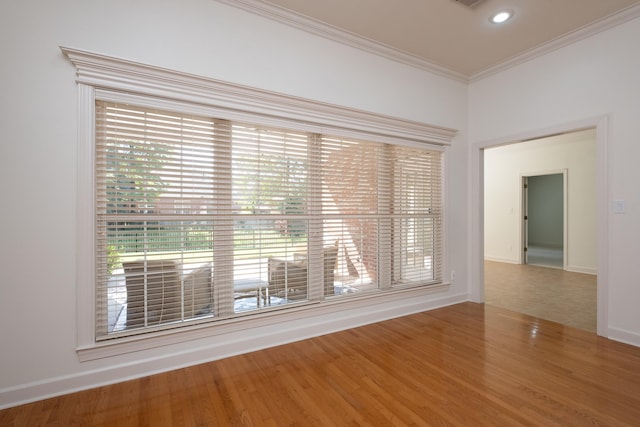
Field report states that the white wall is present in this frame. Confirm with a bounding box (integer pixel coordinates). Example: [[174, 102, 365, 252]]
[[484, 130, 597, 273], [470, 15, 640, 345], [0, 0, 468, 407]]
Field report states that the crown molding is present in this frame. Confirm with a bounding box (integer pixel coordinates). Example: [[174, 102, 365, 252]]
[[215, 0, 640, 84], [213, 0, 469, 83], [470, 2, 640, 82]]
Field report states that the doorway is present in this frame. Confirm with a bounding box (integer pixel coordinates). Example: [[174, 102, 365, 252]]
[[522, 172, 566, 269], [481, 128, 598, 331]]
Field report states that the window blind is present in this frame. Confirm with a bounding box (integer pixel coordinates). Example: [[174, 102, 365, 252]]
[[96, 102, 220, 336], [96, 101, 443, 339]]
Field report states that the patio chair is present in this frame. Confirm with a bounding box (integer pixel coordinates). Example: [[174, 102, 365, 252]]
[[268, 257, 308, 301], [268, 242, 339, 301], [123, 259, 182, 329], [183, 263, 213, 317]]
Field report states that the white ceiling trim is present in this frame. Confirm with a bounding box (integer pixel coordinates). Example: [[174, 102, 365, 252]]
[[471, 2, 640, 81], [214, 0, 468, 83], [215, 0, 640, 84]]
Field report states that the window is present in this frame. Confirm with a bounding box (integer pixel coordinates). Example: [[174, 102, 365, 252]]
[[62, 47, 456, 353], [97, 101, 444, 339]]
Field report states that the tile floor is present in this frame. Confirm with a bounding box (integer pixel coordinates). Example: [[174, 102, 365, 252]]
[[484, 260, 596, 332], [526, 244, 564, 268]]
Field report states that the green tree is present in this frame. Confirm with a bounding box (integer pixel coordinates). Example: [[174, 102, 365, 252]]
[[105, 140, 172, 254], [233, 151, 308, 240]]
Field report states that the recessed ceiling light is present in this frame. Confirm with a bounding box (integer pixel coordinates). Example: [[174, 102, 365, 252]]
[[490, 9, 514, 24]]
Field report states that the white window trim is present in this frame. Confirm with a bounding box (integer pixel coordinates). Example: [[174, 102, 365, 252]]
[[62, 47, 455, 146], [63, 47, 457, 361]]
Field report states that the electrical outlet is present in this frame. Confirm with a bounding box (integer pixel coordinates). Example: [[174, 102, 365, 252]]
[[450, 270, 456, 282], [613, 200, 625, 214]]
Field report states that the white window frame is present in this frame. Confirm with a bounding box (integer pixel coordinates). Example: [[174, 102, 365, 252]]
[[64, 47, 457, 361]]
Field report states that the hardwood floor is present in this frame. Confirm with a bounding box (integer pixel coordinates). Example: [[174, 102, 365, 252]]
[[3, 302, 640, 426]]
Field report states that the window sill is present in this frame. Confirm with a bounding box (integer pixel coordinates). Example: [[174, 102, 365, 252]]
[[77, 283, 450, 362]]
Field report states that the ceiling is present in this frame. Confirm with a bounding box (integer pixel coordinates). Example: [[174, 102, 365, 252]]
[[254, 0, 640, 79]]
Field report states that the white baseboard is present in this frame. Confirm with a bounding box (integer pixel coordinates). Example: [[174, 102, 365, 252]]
[[485, 258, 597, 275], [0, 291, 468, 410], [484, 256, 520, 264], [607, 326, 640, 348], [565, 265, 597, 275]]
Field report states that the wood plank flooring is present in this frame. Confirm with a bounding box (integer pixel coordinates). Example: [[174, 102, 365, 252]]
[[3, 302, 640, 426]]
